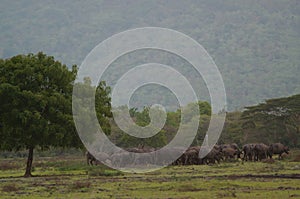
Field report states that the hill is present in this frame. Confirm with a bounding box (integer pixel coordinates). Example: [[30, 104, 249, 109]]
[[0, 0, 299, 110]]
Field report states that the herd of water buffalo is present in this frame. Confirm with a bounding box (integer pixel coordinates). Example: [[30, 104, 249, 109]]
[[86, 142, 289, 166], [172, 142, 289, 165]]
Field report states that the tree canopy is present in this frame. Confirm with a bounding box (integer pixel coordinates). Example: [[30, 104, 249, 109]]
[[0, 53, 80, 176], [241, 94, 300, 146]]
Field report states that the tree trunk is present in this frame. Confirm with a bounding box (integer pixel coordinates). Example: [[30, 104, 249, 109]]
[[24, 147, 34, 177]]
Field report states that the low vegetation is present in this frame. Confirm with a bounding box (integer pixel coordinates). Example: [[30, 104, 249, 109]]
[[0, 151, 299, 198]]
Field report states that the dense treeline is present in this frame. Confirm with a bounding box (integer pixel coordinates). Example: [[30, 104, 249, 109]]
[[108, 94, 300, 149]]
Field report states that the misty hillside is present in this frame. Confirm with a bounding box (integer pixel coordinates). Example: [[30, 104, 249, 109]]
[[0, 0, 299, 110]]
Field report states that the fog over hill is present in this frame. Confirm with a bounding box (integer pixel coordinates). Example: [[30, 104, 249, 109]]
[[0, 0, 299, 110]]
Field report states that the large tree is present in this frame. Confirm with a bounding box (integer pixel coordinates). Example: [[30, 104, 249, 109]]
[[0, 52, 81, 177], [241, 94, 300, 146]]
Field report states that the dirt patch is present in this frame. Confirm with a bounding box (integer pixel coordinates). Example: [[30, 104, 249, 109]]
[[70, 180, 91, 189], [2, 184, 18, 192], [0, 162, 21, 170], [262, 158, 275, 164], [289, 194, 300, 198], [226, 174, 300, 179], [277, 186, 300, 190], [217, 191, 237, 198], [292, 154, 300, 162], [177, 185, 206, 192]]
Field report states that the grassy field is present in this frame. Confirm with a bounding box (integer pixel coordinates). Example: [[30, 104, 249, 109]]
[[0, 151, 300, 199]]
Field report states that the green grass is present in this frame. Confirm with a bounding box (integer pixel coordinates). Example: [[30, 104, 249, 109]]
[[0, 151, 300, 199]]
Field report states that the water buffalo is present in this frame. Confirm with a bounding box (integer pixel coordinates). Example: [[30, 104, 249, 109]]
[[182, 148, 200, 165], [156, 147, 186, 166], [200, 146, 223, 164], [242, 143, 255, 161], [222, 147, 237, 161], [221, 143, 241, 159], [184, 146, 200, 165], [86, 151, 110, 166], [253, 143, 271, 161], [86, 151, 97, 166], [172, 146, 199, 166], [174, 145, 221, 165], [269, 143, 289, 159]]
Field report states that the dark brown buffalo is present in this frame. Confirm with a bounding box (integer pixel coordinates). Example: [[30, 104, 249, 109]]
[[174, 146, 200, 165], [86, 151, 109, 165], [86, 151, 97, 165], [200, 146, 223, 164], [155, 147, 186, 166], [269, 143, 289, 159], [253, 143, 271, 161], [175, 145, 222, 165], [213, 144, 222, 152], [221, 143, 241, 159], [222, 147, 237, 161], [242, 143, 255, 161], [182, 148, 200, 165]]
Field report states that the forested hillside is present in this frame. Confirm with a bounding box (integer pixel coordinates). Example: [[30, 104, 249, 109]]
[[0, 0, 299, 110]]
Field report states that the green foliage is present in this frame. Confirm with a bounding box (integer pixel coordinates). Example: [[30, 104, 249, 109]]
[[132, 107, 151, 127], [241, 94, 300, 146], [218, 111, 244, 145], [0, 52, 80, 151], [95, 81, 112, 134], [73, 77, 112, 136], [110, 101, 211, 148], [198, 101, 212, 116], [0, 53, 112, 176]]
